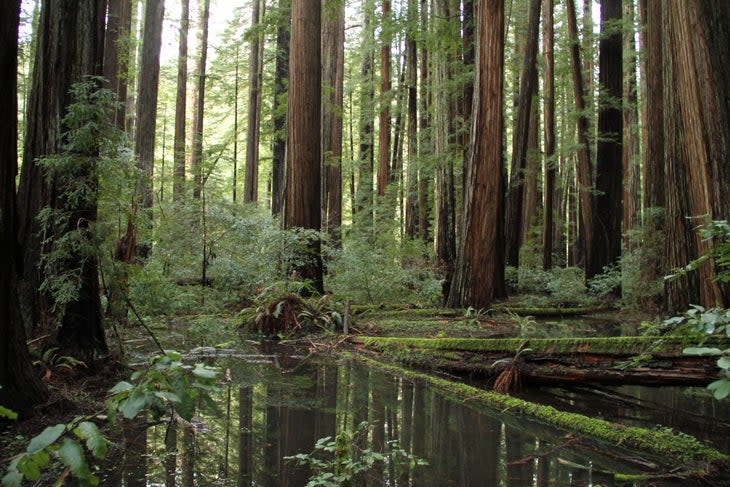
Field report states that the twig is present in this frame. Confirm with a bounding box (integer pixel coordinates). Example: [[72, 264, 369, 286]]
[[121, 293, 165, 354]]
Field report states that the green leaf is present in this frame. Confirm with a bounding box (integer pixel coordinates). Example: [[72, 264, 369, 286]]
[[192, 364, 217, 380], [1, 470, 23, 487], [708, 379, 730, 400], [683, 347, 722, 356], [109, 381, 134, 394], [119, 390, 148, 419], [74, 422, 108, 459], [154, 391, 181, 403], [17, 457, 41, 481], [717, 357, 730, 370], [57, 438, 90, 478], [0, 405, 17, 420], [27, 424, 66, 453]]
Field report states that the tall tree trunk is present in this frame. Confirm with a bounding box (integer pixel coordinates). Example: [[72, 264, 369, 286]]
[[404, 0, 418, 237], [521, 85, 540, 246], [566, 0, 593, 269], [417, 0, 431, 244], [0, 0, 46, 414], [103, 0, 132, 130], [377, 0, 391, 196], [322, 0, 345, 243], [433, 0, 456, 302], [665, 1, 730, 308], [191, 0, 210, 200], [134, 0, 164, 210], [622, 0, 640, 251], [447, 0, 505, 308], [271, 0, 290, 216], [587, 0, 622, 281], [284, 0, 323, 294], [355, 0, 375, 231], [244, 0, 263, 204], [173, 0, 190, 201], [505, 0, 541, 268], [17, 0, 108, 361], [542, 0, 555, 270]]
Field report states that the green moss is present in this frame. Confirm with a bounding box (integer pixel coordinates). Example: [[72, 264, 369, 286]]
[[491, 305, 612, 316], [352, 306, 461, 319], [355, 336, 730, 356], [357, 356, 728, 465]]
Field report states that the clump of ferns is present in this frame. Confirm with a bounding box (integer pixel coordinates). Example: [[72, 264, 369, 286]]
[[492, 341, 531, 394]]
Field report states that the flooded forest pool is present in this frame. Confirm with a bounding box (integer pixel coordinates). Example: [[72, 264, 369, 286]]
[[103, 340, 730, 487]]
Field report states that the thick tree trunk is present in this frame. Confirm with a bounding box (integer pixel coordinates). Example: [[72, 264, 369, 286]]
[[0, 0, 46, 414], [542, 0, 555, 270], [284, 0, 323, 294], [565, 0, 593, 269], [244, 0, 263, 204], [322, 0, 345, 243], [134, 0, 164, 209], [271, 0, 290, 216], [622, 0, 640, 250], [505, 0, 541, 268], [447, 0, 505, 308], [173, 0, 190, 200], [587, 0, 623, 281], [191, 0, 210, 200], [417, 0, 431, 244], [17, 0, 108, 361]]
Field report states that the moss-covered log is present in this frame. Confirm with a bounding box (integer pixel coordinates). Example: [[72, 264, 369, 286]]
[[354, 356, 729, 475], [354, 336, 729, 386]]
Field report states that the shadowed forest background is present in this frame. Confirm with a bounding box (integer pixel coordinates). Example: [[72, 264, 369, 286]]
[[1, 0, 730, 485]]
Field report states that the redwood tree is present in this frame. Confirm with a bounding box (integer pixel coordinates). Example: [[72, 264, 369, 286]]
[[284, 0, 324, 294], [587, 0, 622, 280], [270, 0, 290, 216], [447, 0, 505, 308], [244, 0, 263, 204], [173, 0, 190, 200], [0, 0, 46, 413]]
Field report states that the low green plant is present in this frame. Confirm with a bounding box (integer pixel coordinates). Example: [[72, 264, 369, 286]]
[[33, 347, 87, 378], [2, 352, 219, 486], [285, 421, 427, 487]]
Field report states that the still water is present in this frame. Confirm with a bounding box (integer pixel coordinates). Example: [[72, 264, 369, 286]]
[[106, 346, 722, 487]]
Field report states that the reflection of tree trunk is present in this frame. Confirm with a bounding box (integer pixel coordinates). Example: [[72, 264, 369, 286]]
[[165, 420, 177, 487], [536, 439, 550, 487], [410, 382, 426, 485], [314, 365, 337, 448], [263, 384, 281, 487], [505, 428, 532, 487], [221, 383, 232, 479], [281, 374, 317, 487], [370, 371, 385, 482], [398, 379, 413, 485], [181, 422, 195, 487], [351, 364, 369, 487], [124, 419, 148, 487], [238, 386, 253, 486]]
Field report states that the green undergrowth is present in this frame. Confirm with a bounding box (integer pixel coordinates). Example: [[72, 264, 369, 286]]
[[355, 335, 730, 356], [490, 305, 612, 316], [351, 306, 461, 318], [355, 356, 728, 468], [362, 319, 497, 338]]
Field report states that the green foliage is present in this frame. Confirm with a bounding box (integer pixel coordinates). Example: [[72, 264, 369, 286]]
[[667, 305, 730, 399], [33, 347, 87, 377], [327, 235, 441, 306], [241, 291, 343, 336], [108, 350, 220, 422], [2, 419, 107, 487], [668, 219, 730, 283], [285, 422, 427, 487], [506, 264, 595, 307]]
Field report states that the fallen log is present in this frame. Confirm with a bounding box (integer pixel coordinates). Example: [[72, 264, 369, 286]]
[[354, 336, 730, 387]]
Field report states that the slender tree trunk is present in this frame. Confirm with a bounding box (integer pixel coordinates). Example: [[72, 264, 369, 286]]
[[566, 0, 592, 269], [271, 0, 290, 216], [284, 0, 323, 294], [417, 0, 431, 244], [447, 0, 505, 308], [404, 0, 418, 237], [104, 0, 132, 130], [173, 0, 190, 200], [542, 0, 555, 270], [505, 0, 541, 268], [322, 0, 345, 243], [135, 0, 164, 210], [244, 0, 263, 204], [622, 0, 640, 250], [0, 0, 46, 413], [521, 85, 540, 246], [587, 0, 622, 281], [191, 0, 210, 200], [355, 0, 375, 231], [377, 0, 391, 196], [232, 45, 240, 202]]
